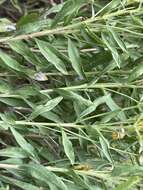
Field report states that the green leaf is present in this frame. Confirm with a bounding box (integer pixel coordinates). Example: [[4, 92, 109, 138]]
[[0, 51, 27, 72], [79, 94, 110, 118], [62, 130, 75, 165], [107, 26, 127, 53], [68, 38, 85, 79], [0, 158, 23, 165], [99, 0, 121, 15], [41, 111, 62, 123], [57, 89, 92, 106], [51, 1, 69, 27], [0, 175, 39, 190], [128, 63, 143, 82], [97, 130, 113, 163], [102, 32, 121, 68], [0, 97, 26, 107], [99, 137, 112, 163], [114, 176, 140, 190], [24, 164, 68, 190], [9, 41, 38, 65], [0, 81, 12, 93], [30, 96, 63, 119], [104, 92, 126, 121], [10, 127, 38, 161], [36, 39, 68, 74], [0, 147, 28, 158], [69, 170, 91, 190], [43, 3, 63, 17], [101, 110, 120, 123], [17, 13, 39, 28], [48, 183, 59, 190], [112, 164, 143, 176], [91, 60, 116, 84], [51, 0, 87, 27], [0, 113, 13, 130], [9, 40, 69, 70], [41, 41, 70, 64]]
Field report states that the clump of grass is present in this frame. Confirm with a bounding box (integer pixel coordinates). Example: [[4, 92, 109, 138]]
[[0, 0, 143, 189]]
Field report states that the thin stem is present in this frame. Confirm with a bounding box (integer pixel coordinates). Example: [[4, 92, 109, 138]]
[[80, 104, 139, 123], [45, 70, 131, 76], [0, 83, 142, 98], [105, 88, 138, 103], [0, 120, 82, 128], [0, 70, 131, 78], [0, 120, 136, 130], [0, 94, 22, 98], [31, 47, 98, 53], [0, 163, 110, 178], [0, 8, 140, 43], [41, 83, 143, 93]]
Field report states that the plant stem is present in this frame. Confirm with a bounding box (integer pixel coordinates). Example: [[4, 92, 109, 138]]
[[0, 70, 131, 77], [31, 47, 98, 53], [0, 83, 142, 98], [0, 163, 110, 178], [45, 70, 131, 76], [0, 8, 141, 43], [41, 83, 143, 93], [0, 120, 136, 130]]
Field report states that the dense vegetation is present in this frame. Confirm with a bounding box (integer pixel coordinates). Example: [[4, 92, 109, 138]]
[[0, 0, 143, 189]]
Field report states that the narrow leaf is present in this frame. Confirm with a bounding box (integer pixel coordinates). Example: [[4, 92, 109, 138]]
[[102, 32, 121, 68], [97, 130, 113, 163], [0, 51, 27, 72], [62, 130, 75, 165], [0, 147, 28, 158], [80, 94, 110, 118], [57, 89, 92, 106], [99, 136, 112, 163], [0, 175, 39, 190], [107, 26, 127, 53], [104, 92, 126, 121], [30, 96, 63, 119], [10, 127, 38, 161], [36, 39, 68, 74], [51, 0, 87, 27], [9, 41, 38, 65], [68, 38, 85, 79], [25, 164, 68, 190], [128, 63, 143, 82], [114, 176, 140, 190]]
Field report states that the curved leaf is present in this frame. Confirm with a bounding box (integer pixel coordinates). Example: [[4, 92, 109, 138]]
[[62, 130, 75, 165], [36, 39, 68, 74], [68, 38, 85, 79]]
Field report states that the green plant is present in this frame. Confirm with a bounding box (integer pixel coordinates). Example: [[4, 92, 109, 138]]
[[0, 0, 143, 189]]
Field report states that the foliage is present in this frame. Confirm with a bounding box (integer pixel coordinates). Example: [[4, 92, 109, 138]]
[[0, 0, 143, 189]]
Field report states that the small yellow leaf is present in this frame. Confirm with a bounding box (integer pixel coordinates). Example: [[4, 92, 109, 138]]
[[73, 164, 92, 171]]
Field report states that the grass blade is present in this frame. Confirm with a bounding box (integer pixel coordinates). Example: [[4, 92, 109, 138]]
[[30, 96, 63, 119], [68, 38, 85, 79], [36, 39, 68, 74], [62, 130, 75, 165], [114, 176, 140, 190]]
